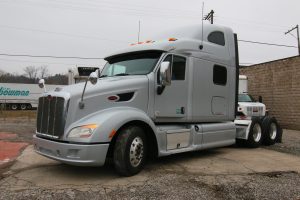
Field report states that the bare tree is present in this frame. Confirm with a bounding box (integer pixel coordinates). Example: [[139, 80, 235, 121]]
[[24, 66, 38, 82], [0, 69, 5, 76], [39, 65, 49, 78]]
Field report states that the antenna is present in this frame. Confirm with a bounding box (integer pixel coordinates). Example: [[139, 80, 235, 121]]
[[200, 2, 204, 49], [138, 20, 141, 43]]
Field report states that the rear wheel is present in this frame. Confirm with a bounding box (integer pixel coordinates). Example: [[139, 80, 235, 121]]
[[11, 104, 18, 110], [20, 104, 27, 110], [27, 104, 32, 110], [113, 126, 147, 176], [262, 116, 279, 145], [245, 118, 263, 148]]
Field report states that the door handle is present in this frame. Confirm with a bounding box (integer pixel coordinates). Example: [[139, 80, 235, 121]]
[[181, 107, 185, 114]]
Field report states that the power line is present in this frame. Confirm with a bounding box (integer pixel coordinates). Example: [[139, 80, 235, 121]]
[[0, 24, 128, 43], [0, 38, 297, 62], [238, 40, 297, 48], [1, 0, 202, 20], [215, 16, 290, 29], [0, 53, 104, 60], [0, 58, 81, 66]]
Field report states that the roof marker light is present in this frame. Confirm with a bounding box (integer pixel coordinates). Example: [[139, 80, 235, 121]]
[[168, 38, 177, 41]]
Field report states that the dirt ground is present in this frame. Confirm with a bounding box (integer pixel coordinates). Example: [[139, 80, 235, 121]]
[[0, 111, 300, 200]]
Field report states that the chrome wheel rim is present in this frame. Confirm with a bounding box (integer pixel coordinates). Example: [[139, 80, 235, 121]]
[[11, 105, 17, 110], [129, 136, 144, 167], [253, 123, 262, 142], [269, 123, 277, 140]]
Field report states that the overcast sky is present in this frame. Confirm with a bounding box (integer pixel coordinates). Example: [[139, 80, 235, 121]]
[[0, 0, 299, 76]]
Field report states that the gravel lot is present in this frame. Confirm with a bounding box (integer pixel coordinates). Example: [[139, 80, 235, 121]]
[[1, 112, 300, 200]]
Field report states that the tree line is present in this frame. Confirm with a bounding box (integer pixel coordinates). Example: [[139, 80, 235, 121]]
[[0, 66, 68, 85]]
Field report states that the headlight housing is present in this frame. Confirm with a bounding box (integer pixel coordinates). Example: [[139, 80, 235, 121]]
[[67, 124, 98, 138]]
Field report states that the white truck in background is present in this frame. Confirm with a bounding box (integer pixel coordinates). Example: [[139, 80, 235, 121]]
[[0, 83, 64, 110], [234, 75, 282, 145], [0, 67, 100, 110]]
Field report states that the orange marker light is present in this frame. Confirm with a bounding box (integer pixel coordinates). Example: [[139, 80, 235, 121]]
[[82, 124, 98, 129], [168, 38, 177, 41], [109, 129, 117, 139]]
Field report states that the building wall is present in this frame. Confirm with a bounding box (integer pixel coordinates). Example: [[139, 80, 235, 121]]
[[240, 56, 300, 130]]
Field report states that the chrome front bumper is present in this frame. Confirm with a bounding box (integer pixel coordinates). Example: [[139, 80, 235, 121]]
[[33, 135, 109, 166]]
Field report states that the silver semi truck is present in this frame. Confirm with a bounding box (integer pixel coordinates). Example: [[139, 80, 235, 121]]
[[33, 24, 277, 176]]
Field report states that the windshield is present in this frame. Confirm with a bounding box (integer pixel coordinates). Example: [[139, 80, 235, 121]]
[[101, 51, 162, 77], [238, 94, 255, 102]]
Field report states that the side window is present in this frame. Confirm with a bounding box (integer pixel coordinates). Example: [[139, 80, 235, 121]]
[[172, 56, 186, 80], [157, 55, 186, 83], [208, 31, 225, 46], [105, 64, 126, 76], [112, 65, 126, 75], [213, 65, 227, 85], [157, 55, 172, 84]]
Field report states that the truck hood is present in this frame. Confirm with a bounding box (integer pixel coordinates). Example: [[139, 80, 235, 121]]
[[237, 101, 266, 118], [59, 75, 148, 97], [46, 75, 150, 129]]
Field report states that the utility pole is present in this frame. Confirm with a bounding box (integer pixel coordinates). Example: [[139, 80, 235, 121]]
[[204, 10, 214, 24], [285, 25, 300, 55]]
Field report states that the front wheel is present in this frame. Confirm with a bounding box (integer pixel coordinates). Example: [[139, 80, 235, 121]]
[[113, 126, 147, 176]]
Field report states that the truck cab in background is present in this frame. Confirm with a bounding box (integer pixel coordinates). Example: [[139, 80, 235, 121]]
[[235, 75, 282, 146], [236, 75, 266, 120], [33, 24, 278, 176]]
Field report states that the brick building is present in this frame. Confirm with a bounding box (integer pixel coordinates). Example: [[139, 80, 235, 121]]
[[240, 56, 300, 130]]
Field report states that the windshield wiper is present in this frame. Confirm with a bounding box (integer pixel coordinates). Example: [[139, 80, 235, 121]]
[[114, 73, 129, 76], [99, 75, 108, 78]]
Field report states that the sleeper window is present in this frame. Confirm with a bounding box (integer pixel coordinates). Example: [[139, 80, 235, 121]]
[[208, 31, 225, 46], [213, 65, 227, 85]]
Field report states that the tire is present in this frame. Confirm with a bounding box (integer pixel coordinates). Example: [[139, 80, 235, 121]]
[[11, 104, 18, 110], [113, 126, 147, 176], [20, 104, 27, 110], [27, 104, 32, 110], [262, 116, 279, 145], [245, 118, 263, 148]]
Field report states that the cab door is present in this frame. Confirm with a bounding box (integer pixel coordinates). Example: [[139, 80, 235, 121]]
[[154, 54, 188, 122]]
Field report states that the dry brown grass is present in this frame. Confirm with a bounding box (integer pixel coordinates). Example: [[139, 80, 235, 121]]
[[0, 110, 37, 119]]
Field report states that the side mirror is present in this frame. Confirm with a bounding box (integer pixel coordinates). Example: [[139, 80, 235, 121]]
[[38, 79, 45, 89], [160, 61, 171, 86], [258, 95, 263, 103], [89, 72, 98, 85]]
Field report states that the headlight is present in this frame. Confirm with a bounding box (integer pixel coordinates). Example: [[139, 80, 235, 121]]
[[67, 124, 98, 138]]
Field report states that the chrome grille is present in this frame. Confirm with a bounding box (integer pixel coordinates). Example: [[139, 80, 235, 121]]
[[36, 96, 66, 138], [246, 106, 263, 116]]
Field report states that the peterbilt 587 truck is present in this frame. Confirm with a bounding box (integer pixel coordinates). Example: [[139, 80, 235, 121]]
[[33, 24, 278, 176]]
